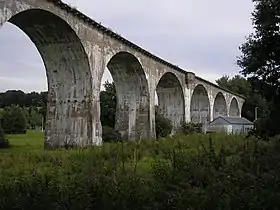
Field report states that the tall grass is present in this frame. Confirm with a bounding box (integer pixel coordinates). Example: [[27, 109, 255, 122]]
[[0, 131, 279, 209]]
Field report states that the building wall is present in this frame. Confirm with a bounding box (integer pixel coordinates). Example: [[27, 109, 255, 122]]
[[207, 124, 231, 133], [232, 124, 253, 134]]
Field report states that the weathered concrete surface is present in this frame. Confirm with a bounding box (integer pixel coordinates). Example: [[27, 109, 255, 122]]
[[190, 84, 210, 124], [0, 0, 246, 149], [229, 97, 240, 116], [107, 52, 150, 140], [213, 92, 227, 119], [0, 1, 98, 149], [187, 77, 245, 123], [156, 72, 185, 131]]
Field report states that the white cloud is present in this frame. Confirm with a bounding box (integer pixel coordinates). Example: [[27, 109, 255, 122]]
[[0, 0, 254, 92]]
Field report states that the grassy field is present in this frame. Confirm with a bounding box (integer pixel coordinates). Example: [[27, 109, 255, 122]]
[[6, 130, 44, 149], [0, 131, 279, 209], [0, 131, 250, 180]]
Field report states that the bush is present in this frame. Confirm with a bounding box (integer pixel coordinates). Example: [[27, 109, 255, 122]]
[[0, 124, 9, 148], [155, 109, 173, 138], [182, 122, 203, 134], [0, 135, 280, 209], [246, 117, 270, 140], [1, 105, 27, 134], [102, 126, 121, 142]]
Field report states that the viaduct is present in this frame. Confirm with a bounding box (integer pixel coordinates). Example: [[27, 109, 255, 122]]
[[0, 0, 246, 149]]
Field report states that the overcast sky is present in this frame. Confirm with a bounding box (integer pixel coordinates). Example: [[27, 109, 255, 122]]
[[0, 0, 254, 93]]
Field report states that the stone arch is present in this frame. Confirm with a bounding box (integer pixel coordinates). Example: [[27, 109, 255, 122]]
[[213, 92, 227, 119], [0, 9, 93, 149], [190, 84, 210, 124], [229, 97, 240, 116], [106, 51, 150, 140], [156, 72, 185, 131]]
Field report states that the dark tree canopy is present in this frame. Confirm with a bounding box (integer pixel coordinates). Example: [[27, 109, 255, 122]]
[[237, 0, 280, 136], [0, 90, 47, 108], [237, 0, 280, 102], [216, 75, 251, 96]]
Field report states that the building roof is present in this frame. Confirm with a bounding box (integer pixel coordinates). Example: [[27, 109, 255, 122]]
[[212, 116, 254, 125]]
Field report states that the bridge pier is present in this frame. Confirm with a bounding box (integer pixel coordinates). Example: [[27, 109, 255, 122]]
[[105, 52, 150, 141], [156, 72, 185, 132]]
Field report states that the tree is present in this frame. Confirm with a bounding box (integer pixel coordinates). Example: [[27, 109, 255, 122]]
[[216, 75, 251, 96], [100, 81, 116, 128], [237, 0, 280, 101], [237, 0, 280, 136], [29, 107, 43, 129], [1, 105, 27, 134]]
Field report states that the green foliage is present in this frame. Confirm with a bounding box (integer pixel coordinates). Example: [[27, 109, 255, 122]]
[[182, 122, 202, 134], [237, 0, 280, 136], [1, 105, 27, 134], [237, 0, 280, 101], [28, 107, 43, 129], [102, 126, 121, 142], [155, 108, 173, 138], [0, 124, 8, 148], [216, 75, 250, 95], [1, 131, 280, 209], [100, 81, 116, 128]]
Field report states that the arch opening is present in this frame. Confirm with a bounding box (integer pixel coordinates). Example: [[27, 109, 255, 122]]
[[1, 9, 93, 149], [213, 92, 227, 119], [156, 72, 185, 131], [190, 84, 210, 124], [104, 52, 150, 140], [229, 97, 240, 117]]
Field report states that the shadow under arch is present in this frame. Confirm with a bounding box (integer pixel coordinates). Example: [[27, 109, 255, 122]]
[[213, 92, 227, 119], [190, 84, 210, 123], [229, 97, 240, 116], [1, 9, 93, 149], [106, 51, 150, 140], [156, 72, 185, 131]]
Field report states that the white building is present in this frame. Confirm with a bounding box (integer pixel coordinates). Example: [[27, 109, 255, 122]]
[[207, 116, 254, 134]]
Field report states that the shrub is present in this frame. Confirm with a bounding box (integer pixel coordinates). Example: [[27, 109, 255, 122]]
[[102, 126, 121, 142], [0, 124, 9, 148], [155, 109, 172, 138], [0, 135, 280, 209], [182, 122, 203, 134], [1, 105, 27, 134], [246, 117, 269, 140]]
